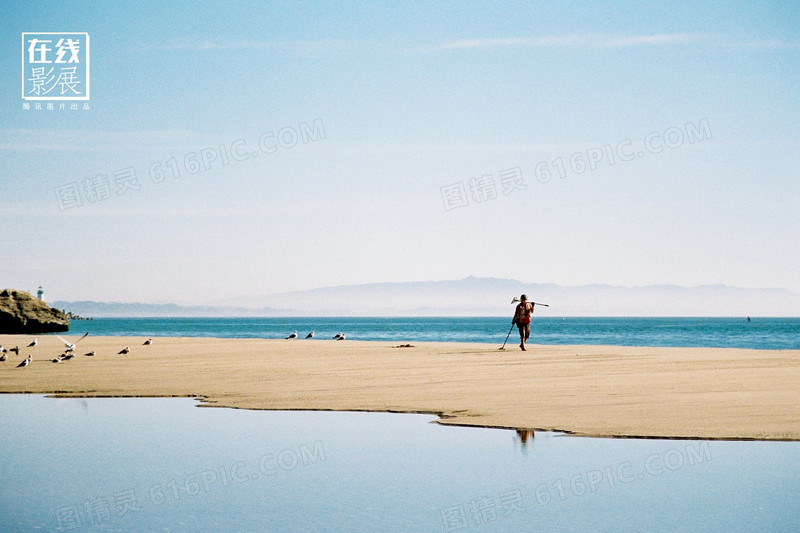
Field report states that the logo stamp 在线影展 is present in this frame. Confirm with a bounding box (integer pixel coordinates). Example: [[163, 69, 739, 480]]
[[22, 32, 90, 101]]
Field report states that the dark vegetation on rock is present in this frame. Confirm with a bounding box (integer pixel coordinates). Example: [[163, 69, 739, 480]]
[[0, 289, 70, 334]]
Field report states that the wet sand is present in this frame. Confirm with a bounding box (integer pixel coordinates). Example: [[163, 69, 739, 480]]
[[1, 335, 798, 440]]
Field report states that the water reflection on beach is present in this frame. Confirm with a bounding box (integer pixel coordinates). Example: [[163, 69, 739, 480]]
[[0, 395, 798, 532], [515, 428, 536, 445]]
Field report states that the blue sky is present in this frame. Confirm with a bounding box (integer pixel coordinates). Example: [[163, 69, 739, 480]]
[[1, 1, 798, 305]]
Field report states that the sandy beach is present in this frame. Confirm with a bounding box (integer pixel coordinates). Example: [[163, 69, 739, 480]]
[[1, 334, 798, 440]]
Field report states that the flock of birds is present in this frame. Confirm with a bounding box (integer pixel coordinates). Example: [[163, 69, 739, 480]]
[[3, 329, 344, 367], [0, 335, 154, 368], [284, 330, 346, 340]]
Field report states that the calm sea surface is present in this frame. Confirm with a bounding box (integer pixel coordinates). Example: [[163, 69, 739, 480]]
[[1, 395, 798, 532], [65, 316, 800, 350]]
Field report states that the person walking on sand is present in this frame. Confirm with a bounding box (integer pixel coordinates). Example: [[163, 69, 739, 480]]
[[512, 294, 535, 351]]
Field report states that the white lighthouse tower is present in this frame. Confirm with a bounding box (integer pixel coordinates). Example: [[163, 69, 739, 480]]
[[37, 286, 44, 301]]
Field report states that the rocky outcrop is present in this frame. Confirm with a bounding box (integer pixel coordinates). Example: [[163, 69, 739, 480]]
[[0, 289, 70, 333]]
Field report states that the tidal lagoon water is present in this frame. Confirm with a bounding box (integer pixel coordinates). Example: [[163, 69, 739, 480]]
[[1, 395, 798, 532]]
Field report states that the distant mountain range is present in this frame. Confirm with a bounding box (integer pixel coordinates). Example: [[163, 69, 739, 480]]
[[53, 277, 800, 317], [49, 300, 280, 318]]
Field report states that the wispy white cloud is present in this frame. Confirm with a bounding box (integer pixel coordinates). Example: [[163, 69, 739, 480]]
[[314, 141, 583, 157], [0, 129, 217, 152], [149, 38, 358, 54], [145, 34, 800, 56], [437, 37, 532, 50], [435, 33, 705, 51], [0, 202, 213, 218], [602, 34, 702, 47], [434, 33, 800, 51]]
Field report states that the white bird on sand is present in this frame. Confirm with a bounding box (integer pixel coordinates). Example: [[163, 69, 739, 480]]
[[55, 332, 89, 353], [17, 355, 31, 368], [27, 338, 37, 347], [51, 357, 63, 363], [333, 333, 342, 340], [118, 347, 130, 355], [286, 330, 298, 339], [0, 344, 4, 352], [61, 353, 75, 361], [305, 331, 314, 339], [337, 334, 346, 341], [84, 351, 96, 356], [143, 338, 152, 345]]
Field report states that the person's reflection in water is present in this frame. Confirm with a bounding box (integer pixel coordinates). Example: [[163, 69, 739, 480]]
[[515, 429, 535, 446]]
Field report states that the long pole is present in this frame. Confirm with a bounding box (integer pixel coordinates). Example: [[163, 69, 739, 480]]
[[511, 297, 549, 307]]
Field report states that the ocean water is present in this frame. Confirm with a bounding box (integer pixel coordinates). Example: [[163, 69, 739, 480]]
[[63, 316, 800, 350], [1, 395, 798, 533]]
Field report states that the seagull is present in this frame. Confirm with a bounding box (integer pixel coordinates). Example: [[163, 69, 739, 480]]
[[9, 346, 19, 355], [143, 338, 152, 345], [286, 330, 298, 339], [305, 331, 314, 339], [51, 357, 63, 363], [337, 334, 346, 341], [0, 344, 4, 352], [118, 347, 129, 355], [333, 333, 342, 340], [27, 338, 37, 347], [55, 332, 89, 353], [0, 353, 6, 362], [61, 353, 75, 361], [84, 351, 96, 356], [17, 355, 31, 368]]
